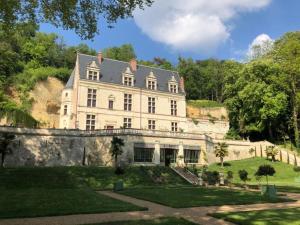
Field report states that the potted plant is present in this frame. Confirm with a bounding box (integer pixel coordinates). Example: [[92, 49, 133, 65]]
[[255, 164, 276, 198]]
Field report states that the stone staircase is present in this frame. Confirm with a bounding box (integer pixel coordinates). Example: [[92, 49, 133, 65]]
[[172, 167, 199, 185]]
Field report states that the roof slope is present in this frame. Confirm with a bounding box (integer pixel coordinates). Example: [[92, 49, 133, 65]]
[[74, 53, 184, 94]]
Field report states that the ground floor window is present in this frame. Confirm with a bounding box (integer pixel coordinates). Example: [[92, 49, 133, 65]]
[[86, 114, 96, 131], [123, 118, 132, 128], [184, 149, 200, 163], [171, 122, 178, 132], [148, 120, 156, 130], [134, 147, 154, 162], [160, 148, 177, 164]]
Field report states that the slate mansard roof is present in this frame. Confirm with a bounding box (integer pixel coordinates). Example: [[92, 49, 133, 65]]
[[65, 53, 184, 94]]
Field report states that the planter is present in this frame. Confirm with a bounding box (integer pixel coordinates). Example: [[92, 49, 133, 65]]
[[261, 185, 277, 198], [113, 180, 124, 191]]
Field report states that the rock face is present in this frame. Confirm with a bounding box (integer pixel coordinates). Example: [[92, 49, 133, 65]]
[[186, 105, 228, 121], [29, 77, 64, 128]]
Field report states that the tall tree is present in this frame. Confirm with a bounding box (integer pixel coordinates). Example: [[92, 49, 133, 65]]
[[103, 44, 136, 62], [110, 136, 124, 168], [0, 0, 154, 39]]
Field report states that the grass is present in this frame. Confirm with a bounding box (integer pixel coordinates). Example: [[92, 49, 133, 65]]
[[208, 157, 300, 188], [86, 217, 198, 225], [119, 186, 291, 208], [187, 100, 223, 108], [0, 165, 184, 219], [211, 207, 300, 225]]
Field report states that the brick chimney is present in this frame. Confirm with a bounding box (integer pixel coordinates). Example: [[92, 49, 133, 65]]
[[129, 58, 137, 72], [97, 51, 103, 64], [179, 76, 185, 92]]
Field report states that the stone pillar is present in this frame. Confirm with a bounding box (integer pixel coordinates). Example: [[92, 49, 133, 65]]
[[177, 142, 184, 167], [153, 141, 160, 165]]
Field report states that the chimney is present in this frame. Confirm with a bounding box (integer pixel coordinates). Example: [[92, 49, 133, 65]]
[[179, 77, 185, 92], [129, 58, 137, 72], [97, 51, 103, 64]]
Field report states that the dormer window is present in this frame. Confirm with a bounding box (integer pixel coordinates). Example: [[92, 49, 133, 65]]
[[168, 75, 178, 93], [86, 61, 100, 80], [122, 67, 134, 87], [146, 71, 157, 90], [169, 84, 178, 93]]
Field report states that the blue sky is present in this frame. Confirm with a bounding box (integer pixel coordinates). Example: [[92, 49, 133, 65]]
[[40, 0, 300, 64]]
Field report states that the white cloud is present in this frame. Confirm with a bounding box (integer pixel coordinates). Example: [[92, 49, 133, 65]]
[[247, 34, 274, 59], [133, 0, 271, 53]]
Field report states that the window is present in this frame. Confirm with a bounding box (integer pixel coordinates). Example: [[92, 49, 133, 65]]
[[86, 114, 96, 131], [184, 150, 200, 163], [88, 70, 98, 80], [87, 89, 97, 107], [123, 118, 132, 129], [65, 92, 68, 97], [148, 120, 156, 130], [134, 147, 154, 162], [147, 80, 156, 90], [108, 100, 114, 110], [171, 122, 178, 132], [169, 84, 178, 93], [148, 97, 155, 114], [124, 76, 133, 86], [171, 100, 177, 116], [63, 105, 67, 115], [124, 94, 132, 111]]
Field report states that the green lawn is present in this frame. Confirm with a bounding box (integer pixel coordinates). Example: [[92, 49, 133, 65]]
[[0, 165, 184, 218], [187, 100, 224, 108], [211, 207, 300, 225], [208, 157, 300, 189], [87, 217, 198, 225], [120, 186, 291, 208]]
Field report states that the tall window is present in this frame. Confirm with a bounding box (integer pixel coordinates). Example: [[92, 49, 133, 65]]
[[171, 100, 177, 116], [124, 76, 133, 86], [108, 100, 114, 110], [88, 70, 98, 80], [86, 114, 96, 131], [148, 120, 156, 130], [147, 80, 156, 90], [123, 118, 132, 128], [148, 97, 155, 114], [169, 84, 178, 93], [184, 150, 200, 163], [87, 89, 97, 107], [134, 147, 154, 162], [171, 122, 178, 132], [63, 105, 67, 115], [124, 94, 132, 111]]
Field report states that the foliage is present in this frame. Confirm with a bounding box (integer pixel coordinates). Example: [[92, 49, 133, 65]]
[[0, 0, 153, 39], [0, 132, 16, 167], [214, 142, 229, 167], [265, 146, 279, 162], [110, 137, 125, 168], [238, 170, 249, 184], [293, 166, 300, 172], [225, 128, 242, 140], [187, 100, 223, 108], [139, 57, 175, 70], [226, 171, 234, 186], [103, 44, 136, 62], [255, 165, 276, 185], [201, 171, 220, 185]]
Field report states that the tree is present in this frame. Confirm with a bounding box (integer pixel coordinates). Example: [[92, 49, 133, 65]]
[[265, 146, 279, 162], [214, 142, 229, 167], [103, 44, 136, 62], [0, 132, 16, 167], [238, 169, 249, 185], [0, 0, 154, 39], [110, 136, 125, 168], [255, 165, 276, 185]]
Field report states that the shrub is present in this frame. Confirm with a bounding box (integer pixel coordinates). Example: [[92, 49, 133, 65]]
[[115, 166, 125, 175], [265, 146, 279, 162], [226, 171, 234, 186], [294, 166, 300, 172], [202, 171, 220, 185], [238, 170, 249, 184], [255, 165, 276, 185]]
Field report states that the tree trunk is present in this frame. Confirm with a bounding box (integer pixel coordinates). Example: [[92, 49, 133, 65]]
[[220, 157, 224, 167], [115, 155, 118, 168], [268, 122, 274, 141]]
